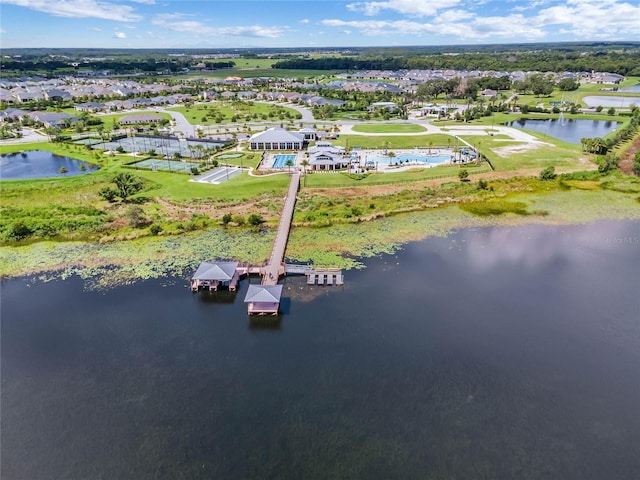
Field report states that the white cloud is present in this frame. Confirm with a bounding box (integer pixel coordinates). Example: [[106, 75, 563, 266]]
[[534, 0, 640, 36], [129, 0, 155, 4], [151, 14, 284, 38], [347, 0, 461, 17], [300, 19, 310, 24], [113, 31, 126, 39], [325, 0, 639, 41], [2, 0, 142, 22], [322, 14, 545, 40]]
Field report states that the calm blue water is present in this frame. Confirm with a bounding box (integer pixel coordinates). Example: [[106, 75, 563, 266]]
[[272, 154, 296, 168], [2, 220, 640, 479], [373, 153, 451, 165], [617, 84, 640, 93], [0, 150, 98, 180], [582, 95, 639, 108], [505, 118, 620, 144]]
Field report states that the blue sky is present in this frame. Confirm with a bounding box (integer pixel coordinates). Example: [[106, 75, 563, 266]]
[[1, 0, 639, 49]]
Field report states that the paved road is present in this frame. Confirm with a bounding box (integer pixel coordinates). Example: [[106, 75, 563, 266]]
[[0, 128, 48, 145], [156, 108, 196, 137]]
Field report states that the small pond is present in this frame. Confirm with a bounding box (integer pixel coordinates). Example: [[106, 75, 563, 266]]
[[504, 118, 620, 144], [616, 84, 640, 93], [582, 95, 639, 108], [0, 150, 98, 180]]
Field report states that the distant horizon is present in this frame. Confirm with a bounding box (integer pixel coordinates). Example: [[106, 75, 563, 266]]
[[1, 1, 639, 49], [3, 40, 640, 54]]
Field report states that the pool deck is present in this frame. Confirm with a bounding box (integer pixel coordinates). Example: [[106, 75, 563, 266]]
[[353, 148, 456, 171]]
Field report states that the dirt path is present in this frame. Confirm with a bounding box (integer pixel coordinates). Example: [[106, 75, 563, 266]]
[[619, 135, 640, 175], [153, 196, 281, 221], [304, 164, 597, 199]]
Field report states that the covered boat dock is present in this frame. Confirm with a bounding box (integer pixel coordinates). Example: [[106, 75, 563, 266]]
[[191, 261, 241, 292]]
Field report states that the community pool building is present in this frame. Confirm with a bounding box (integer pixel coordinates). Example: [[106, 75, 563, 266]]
[[307, 141, 348, 171], [249, 127, 306, 151]]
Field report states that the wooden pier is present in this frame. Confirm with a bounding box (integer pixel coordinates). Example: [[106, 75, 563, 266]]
[[244, 172, 300, 314], [304, 268, 344, 286], [193, 172, 344, 315]]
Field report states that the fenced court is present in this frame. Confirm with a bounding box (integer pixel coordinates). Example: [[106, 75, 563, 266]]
[[75, 136, 224, 158], [128, 158, 200, 173], [191, 166, 243, 184]]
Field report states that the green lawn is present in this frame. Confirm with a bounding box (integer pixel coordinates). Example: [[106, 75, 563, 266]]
[[351, 123, 427, 133], [168, 101, 302, 125], [132, 169, 290, 202], [304, 164, 490, 188], [213, 151, 262, 169], [511, 77, 640, 107], [459, 134, 590, 171], [91, 111, 172, 130], [333, 134, 457, 149]]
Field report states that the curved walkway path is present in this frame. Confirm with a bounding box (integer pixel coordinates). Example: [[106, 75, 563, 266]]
[[156, 108, 196, 138]]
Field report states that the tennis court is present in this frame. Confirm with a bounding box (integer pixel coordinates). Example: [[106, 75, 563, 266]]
[[76, 136, 224, 158], [191, 166, 243, 184], [128, 158, 200, 173]]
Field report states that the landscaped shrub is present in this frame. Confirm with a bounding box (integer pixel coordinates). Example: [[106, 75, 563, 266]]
[[540, 166, 557, 181]]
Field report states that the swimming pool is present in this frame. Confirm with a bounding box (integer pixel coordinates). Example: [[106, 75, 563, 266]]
[[372, 153, 451, 166], [272, 154, 296, 168]]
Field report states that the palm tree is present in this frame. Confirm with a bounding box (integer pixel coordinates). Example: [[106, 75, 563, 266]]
[[301, 159, 310, 186], [452, 146, 460, 164], [285, 158, 294, 172], [387, 150, 396, 164]]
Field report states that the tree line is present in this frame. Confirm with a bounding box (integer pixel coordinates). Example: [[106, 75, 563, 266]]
[[272, 49, 640, 75]]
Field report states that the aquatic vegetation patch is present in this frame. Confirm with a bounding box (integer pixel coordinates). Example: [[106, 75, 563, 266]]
[[459, 200, 533, 217], [3, 179, 640, 288]]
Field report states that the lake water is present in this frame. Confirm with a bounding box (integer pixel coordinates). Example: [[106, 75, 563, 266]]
[[0, 150, 97, 180], [616, 84, 640, 93], [504, 118, 620, 144], [582, 95, 639, 108], [2, 220, 640, 479]]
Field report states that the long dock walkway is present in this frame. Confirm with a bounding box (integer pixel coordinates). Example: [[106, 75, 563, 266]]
[[262, 172, 300, 285]]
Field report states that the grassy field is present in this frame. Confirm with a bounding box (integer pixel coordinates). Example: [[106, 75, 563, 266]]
[[3, 135, 640, 284], [334, 134, 457, 149], [351, 124, 427, 133], [168, 101, 301, 125], [460, 134, 591, 171], [304, 164, 490, 188], [511, 77, 640, 107]]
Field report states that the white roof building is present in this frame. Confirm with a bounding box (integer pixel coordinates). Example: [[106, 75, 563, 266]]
[[249, 127, 305, 150], [307, 141, 348, 171]]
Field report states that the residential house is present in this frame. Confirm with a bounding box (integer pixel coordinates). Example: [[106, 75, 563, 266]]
[[368, 101, 398, 112], [75, 102, 106, 112], [29, 111, 77, 128], [119, 113, 164, 125]]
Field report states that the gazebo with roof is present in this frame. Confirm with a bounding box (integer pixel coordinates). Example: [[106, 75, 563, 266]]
[[244, 285, 283, 315], [191, 261, 240, 292]]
